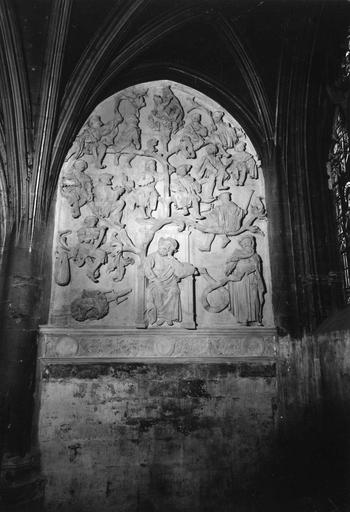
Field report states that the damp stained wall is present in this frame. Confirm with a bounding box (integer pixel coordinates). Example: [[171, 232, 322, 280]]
[[38, 361, 277, 512]]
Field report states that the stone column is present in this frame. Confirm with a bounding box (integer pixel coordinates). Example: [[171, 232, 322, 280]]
[[0, 226, 45, 509]]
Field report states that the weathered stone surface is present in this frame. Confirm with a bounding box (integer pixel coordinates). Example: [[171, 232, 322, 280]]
[[38, 362, 277, 512], [39, 326, 277, 359]]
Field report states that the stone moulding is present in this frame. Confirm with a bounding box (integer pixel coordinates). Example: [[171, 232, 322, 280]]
[[38, 326, 277, 361]]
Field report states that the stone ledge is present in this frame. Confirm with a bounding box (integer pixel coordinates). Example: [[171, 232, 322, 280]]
[[38, 326, 277, 360]]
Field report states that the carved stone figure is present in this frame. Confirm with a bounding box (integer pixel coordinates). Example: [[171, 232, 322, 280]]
[[195, 192, 246, 251], [60, 160, 93, 218], [170, 164, 204, 219], [224, 235, 265, 325], [54, 231, 72, 286], [195, 144, 229, 202], [169, 135, 196, 160], [148, 86, 184, 152], [90, 173, 126, 226], [183, 112, 208, 150], [66, 114, 120, 169], [71, 216, 107, 282], [227, 141, 258, 186], [130, 160, 159, 219], [110, 88, 147, 166], [144, 237, 196, 326], [116, 87, 148, 122], [71, 288, 131, 322], [106, 233, 134, 282], [145, 137, 159, 154], [209, 111, 238, 156]]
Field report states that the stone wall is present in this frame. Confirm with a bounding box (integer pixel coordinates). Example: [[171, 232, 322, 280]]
[[38, 359, 277, 512]]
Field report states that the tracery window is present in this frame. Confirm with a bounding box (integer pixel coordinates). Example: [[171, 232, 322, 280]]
[[327, 30, 350, 304], [327, 112, 350, 303]]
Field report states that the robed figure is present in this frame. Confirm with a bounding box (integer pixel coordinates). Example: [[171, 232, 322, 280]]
[[225, 235, 265, 325], [144, 237, 195, 326]]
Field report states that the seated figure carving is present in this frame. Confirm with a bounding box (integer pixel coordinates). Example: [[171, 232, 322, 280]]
[[170, 164, 204, 219]]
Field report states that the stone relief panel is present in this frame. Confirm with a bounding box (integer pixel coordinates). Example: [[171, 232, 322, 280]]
[[50, 81, 273, 329], [39, 329, 277, 359]]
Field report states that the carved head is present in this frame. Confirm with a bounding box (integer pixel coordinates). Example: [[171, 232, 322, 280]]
[[213, 111, 224, 123], [145, 160, 157, 174], [153, 95, 163, 107], [206, 144, 218, 156], [146, 138, 158, 151], [84, 215, 99, 227], [216, 192, 231, 205], [239, 234, 255, 249], [161, 85, 172, 99], [234, 141, 246, 152], [176, 164, 191, 177], [99, 173, 114, 185], [191, 112, 201, 123], [73, 159, 88, 172], [89, 115, 103, 127], [158, 237, 178, 256], [179, 136, 196, 158], [133, 87, 147, 107]]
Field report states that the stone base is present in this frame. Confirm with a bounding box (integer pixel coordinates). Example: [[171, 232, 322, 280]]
[[38, 326, 277, 361]]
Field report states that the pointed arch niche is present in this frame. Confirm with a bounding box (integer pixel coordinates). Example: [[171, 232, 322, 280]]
[[41, 80, 275, 359]]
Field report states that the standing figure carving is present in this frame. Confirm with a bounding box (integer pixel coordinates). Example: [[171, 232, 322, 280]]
[[224, 235, 265, 325], [90, 173, 126, 226], [144, 237, 196, 326], [131, 160, 159, 219], [170, 164, 204, 219], [71, 216, 107, 282], [148, 86, 184, 152], [60, 159, 93, 218], [227, 141, 258, 186]]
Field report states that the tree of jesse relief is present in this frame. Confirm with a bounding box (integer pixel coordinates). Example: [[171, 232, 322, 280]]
[[53, 82, 268, 327]]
